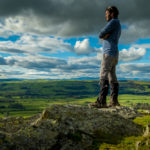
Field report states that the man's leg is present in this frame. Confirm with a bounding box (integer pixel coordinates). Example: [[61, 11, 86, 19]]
[[109, 82, 120, 106], [96, 79, 109, 106], [88, 54, 112, 108], [108, 58, 120, 107]]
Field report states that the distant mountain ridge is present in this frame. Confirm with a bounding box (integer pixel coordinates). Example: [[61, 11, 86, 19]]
[[0, 78, 150, 81]]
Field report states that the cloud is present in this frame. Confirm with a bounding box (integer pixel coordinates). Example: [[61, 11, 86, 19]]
[[119, 63, 150, 79], [120, 63, 150, 73], [74, 39, 96, 55], [0, 0, 149, 42], [0, 0, 149, 80], [0, 53, 101, 79], [0, 0, 103, 36], [0, 34, 73, 54], [67, 55, 100, 70], [0, 34, 100, 55], [0, 66, 26, 78], [0, 56, 7, 65], [133, 44, 150, 49], [120, 22, 150, 43], [4, 55, 67, 71], [119, 47, 146, 61], [0, 52, 149, 80]]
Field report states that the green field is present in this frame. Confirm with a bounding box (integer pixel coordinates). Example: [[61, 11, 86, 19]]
[[0, 79, 150, 118]]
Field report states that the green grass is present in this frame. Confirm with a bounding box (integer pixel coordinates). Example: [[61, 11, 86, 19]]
[[134, 115, 150, 127], [0, 94, 150, 118]]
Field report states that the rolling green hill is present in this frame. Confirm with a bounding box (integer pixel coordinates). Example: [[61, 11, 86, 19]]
[[0, 79, 150, 117], [0, 79, 150, 98]]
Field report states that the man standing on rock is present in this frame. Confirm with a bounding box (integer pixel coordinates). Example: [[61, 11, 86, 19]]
[[89, 6, 121, 108]]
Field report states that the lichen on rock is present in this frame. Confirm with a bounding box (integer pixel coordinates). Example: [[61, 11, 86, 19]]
[[0, 104, 144, 150]]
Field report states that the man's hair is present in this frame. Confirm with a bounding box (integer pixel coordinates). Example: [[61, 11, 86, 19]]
[[105, 6, 119, 18]]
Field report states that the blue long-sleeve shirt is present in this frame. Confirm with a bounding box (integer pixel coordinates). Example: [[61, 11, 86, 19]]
[[99, 18, 121, 57]]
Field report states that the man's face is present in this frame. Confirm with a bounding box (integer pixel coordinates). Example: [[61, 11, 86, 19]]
[[105, 10, 112, 22]]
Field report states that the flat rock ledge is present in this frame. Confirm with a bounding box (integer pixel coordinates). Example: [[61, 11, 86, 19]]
[[0, 104, 144, 150], [94, 105, 140, 119]]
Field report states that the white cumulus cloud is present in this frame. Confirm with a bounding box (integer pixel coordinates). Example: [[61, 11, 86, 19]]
[[119, 47, 146, 61], [74, 39, 96, 55], [0, 34, 73, 54]]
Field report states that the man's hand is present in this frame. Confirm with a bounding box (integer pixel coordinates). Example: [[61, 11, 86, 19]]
[[100, 34, 110, 40]]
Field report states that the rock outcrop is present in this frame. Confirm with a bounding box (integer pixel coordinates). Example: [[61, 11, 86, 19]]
[[0, 104, 144, 150]]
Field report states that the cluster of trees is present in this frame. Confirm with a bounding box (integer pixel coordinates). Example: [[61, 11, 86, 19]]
[[0, 103, 25, 111], [0, 103, 25, 117], [8, 103, 25, 110]]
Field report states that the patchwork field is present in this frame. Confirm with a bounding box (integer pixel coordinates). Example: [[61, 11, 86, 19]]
[[0, 79, 150, 118]]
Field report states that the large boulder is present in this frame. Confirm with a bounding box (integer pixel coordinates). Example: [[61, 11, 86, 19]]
[[0, 104, 143, 150]]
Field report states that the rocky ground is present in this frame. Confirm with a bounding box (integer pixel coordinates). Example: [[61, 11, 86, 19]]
[[0, 104, 149, 150]]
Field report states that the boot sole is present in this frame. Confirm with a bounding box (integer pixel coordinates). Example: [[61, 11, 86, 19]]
[[107, 105, 120, 108]]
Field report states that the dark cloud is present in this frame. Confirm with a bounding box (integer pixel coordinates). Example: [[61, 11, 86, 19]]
[[0, 69, 24, 76], [0, 0, 149, 79], [0, 54, 149, 79], [5, 55, 67, 71], [0, 0, 149, 41], [120, 63, 150, 73], [0, 48, 26, 54], [62, 56, 100, 71], [61, 63, 99, 72], [2, 55, 100, 74], [119, 63, 150, 79], [0, 56, 7, 65]]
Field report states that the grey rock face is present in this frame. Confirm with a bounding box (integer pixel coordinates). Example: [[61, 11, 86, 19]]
[[0, 104, 143, 150]]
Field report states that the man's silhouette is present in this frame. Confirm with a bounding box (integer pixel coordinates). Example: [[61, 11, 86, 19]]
[[89, 6, 121, 108]]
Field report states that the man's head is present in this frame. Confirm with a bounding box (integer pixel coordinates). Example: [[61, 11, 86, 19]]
[[105, 6, 119, 22]]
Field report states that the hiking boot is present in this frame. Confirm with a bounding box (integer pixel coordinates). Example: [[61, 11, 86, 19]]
[[88, 101, 108, 108], [108, 82, 120, 107], [107, 102, 120, 107]]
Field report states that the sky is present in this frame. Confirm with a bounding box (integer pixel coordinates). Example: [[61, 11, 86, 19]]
[[0, 0, 150, 80]]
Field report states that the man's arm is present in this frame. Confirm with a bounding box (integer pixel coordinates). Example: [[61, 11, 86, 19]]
[[99, 19, 116, 40], [100, 33, 110, 40]]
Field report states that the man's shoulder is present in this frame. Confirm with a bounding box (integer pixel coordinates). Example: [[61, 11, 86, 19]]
[[109, 19, 121, 28], [107, 19, 119, 27], [111, 18, 120, 23]]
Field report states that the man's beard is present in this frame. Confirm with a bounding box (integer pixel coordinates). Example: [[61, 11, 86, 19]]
[[107, 15, 112, 22]]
